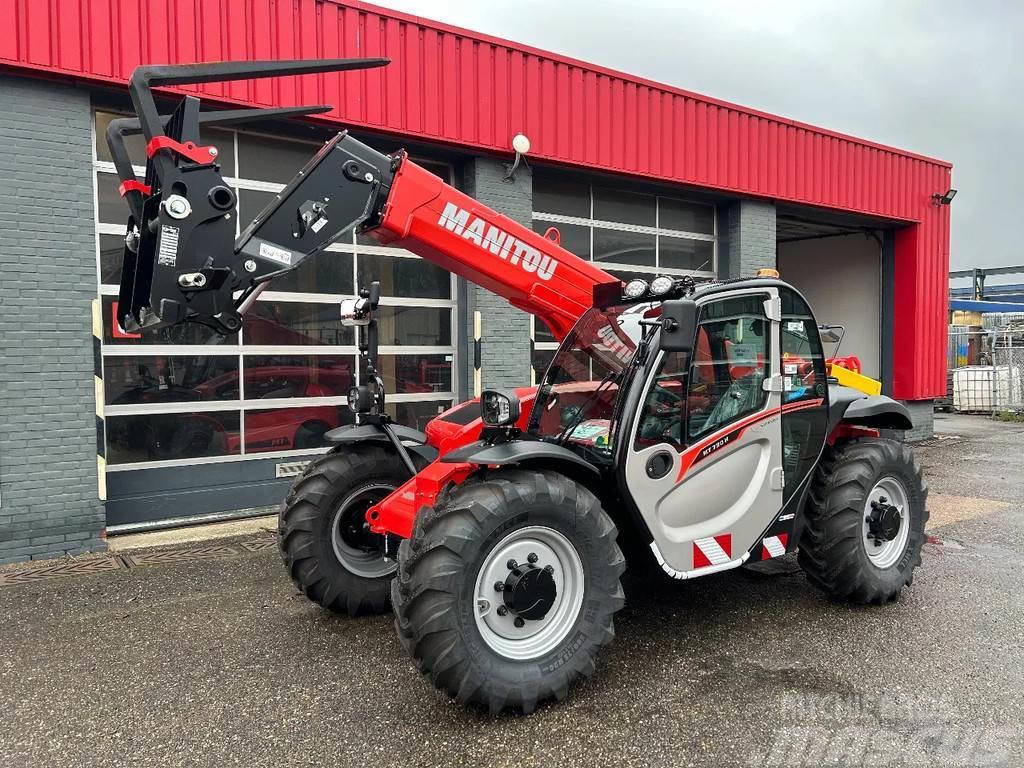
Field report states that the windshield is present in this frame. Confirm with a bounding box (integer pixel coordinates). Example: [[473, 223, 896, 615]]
[[529, 304, 654, 456]]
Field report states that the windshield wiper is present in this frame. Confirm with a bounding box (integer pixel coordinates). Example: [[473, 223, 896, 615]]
[[554, 368, 623, 446]]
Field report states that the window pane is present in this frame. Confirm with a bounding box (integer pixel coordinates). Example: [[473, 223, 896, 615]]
[[375, 306, 452, 346], [245, 302, 354, 346], [532, 173, 590, 218], [659, 197, 715, 234], [687, 299, 770, 440], [97, 171, 136, 224], [385, 400, 452, 430], [102, 297, 238, 346], [237, 133, 319, 185], [594, 228, 656, 267], [100, 234, 124, 286], [532, 348, 556, 381], [244, 406, 353, 453], [106, 410, 241, 464], [105, 355, 240, 406], [357, 253, 450, 299], [593, 187, 655, 227], [95, 112, 147, 166], [270, 251, 354, 295], [238, 188, 278, 226], [531, 220, 590, 260], [534, 319, 557, 343], [372, 354, 453, 394], [243, 355, 355, 399], [659, 236, 714, 272]]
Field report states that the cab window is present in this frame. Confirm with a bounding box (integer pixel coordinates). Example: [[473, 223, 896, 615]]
[[635, 295, 770, 449]]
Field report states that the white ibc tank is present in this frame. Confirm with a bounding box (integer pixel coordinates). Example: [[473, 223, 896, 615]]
[[952, 366, 1022, 411]]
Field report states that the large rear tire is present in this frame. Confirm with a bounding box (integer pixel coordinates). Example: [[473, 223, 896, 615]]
[[798, 438, 928, 604], [393, 469, 625, 714], [278, 445, 413, 617]]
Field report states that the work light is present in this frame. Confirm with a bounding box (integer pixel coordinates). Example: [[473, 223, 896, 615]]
[[480, 389, 521, 427], [623, 279, 649, 299], [650, 275, 674, 295]]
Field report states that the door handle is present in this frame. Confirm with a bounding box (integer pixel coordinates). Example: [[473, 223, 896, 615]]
[[646, 451, 674, 480]]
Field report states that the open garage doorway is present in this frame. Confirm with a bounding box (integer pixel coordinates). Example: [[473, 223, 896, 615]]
[[777, 213, 884, 380]]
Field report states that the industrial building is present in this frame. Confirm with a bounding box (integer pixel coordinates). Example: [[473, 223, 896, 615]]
[[0, 0, 951, 560]]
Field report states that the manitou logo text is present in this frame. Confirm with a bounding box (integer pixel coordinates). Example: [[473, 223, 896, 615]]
[[438, 202, 557, 280]]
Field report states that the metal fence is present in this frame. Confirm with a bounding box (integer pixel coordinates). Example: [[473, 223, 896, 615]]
[[945, 322, 1024, 414]]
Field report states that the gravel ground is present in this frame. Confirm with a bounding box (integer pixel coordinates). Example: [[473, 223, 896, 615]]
[[1, 413, 1021, 767]]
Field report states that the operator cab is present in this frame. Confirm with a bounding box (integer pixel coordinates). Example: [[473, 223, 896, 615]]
[[483, 273, 832, 578]]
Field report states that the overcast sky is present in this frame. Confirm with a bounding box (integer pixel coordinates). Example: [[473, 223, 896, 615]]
[[371, 0, 1023, 280]]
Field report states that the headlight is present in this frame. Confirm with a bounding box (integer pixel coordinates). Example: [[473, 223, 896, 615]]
[[623, 278, 649, 299], [650, 275, 674, 295], [481, 389, 521, 427]]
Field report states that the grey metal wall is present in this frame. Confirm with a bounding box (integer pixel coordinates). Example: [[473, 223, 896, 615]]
[[0, 76, 105, 562]]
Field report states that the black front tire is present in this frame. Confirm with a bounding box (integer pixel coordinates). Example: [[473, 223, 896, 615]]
[[799, 438, 928, 604], [278, 445, 413, 617], [393, 469, 626, 714]]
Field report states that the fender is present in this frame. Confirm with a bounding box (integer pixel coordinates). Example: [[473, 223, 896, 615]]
[[324, 423, 439, 467], [442, 438, 601, 478], [325, 422, 430, 445], [827, 385, 913, 432]]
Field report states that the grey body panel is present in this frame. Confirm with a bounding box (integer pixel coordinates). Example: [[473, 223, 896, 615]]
[[623, 288, 785, 576]]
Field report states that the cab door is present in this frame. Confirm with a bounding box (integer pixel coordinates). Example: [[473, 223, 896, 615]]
[[623, 289, 784, 576]]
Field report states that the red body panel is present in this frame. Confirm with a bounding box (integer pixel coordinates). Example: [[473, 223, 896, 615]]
[[369, 387, 538, 538], [0, 0, 949, 396]]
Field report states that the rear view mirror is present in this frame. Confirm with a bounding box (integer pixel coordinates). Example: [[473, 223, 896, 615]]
[[659, 298, 698, 353]]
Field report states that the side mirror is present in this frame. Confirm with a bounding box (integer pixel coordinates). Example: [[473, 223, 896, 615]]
[[659, 298, 698, 353]]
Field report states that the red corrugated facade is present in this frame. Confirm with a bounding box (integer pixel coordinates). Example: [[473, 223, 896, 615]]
[[0, 0, 950, 399]]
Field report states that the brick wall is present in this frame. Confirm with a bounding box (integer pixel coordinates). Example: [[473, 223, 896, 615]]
[[0, 76, 105, 563], [460, 157, 534, 391], [724, 199, 777, 278], [901, 400, 935, 442]]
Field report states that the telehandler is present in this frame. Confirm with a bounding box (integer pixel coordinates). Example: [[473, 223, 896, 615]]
[[108, 58, 926, 713]]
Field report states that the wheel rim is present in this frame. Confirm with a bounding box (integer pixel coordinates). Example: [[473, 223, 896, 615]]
[[330, 484, 397, 578], [472, 525, 585, 661], [862, 476, 910, 569]]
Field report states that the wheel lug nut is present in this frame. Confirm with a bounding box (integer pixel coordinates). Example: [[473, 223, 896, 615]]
[[544, 565, 554, 574], [879, 496, 888, 504], [496, 606, 508, 616], [494, 581, 505, 592], [527, 552, 538, 564], [506, 559, 518, 570], [514, 617, 525, 628]]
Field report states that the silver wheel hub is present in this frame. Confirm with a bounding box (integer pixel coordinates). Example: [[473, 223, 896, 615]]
[[473, 526, 585, 661], [863, 476, 910, 569], [330, 484, 397, 579]]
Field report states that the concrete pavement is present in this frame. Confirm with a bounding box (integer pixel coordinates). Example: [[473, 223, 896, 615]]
[[0, 413, 1021, 767]]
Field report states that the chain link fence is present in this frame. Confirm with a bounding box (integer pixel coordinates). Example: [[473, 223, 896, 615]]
[[945, 315, 1024, 415]]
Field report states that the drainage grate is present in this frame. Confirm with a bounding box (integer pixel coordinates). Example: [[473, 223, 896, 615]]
[[121, 544, 242, 567], [240, 536, 278, 553], [0, 533, 279, 589], [0, 555, 125, 587]]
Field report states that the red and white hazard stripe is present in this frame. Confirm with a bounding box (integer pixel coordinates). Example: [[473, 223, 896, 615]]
[[693, 534, 732, 568], [762, 533, 789, 559]]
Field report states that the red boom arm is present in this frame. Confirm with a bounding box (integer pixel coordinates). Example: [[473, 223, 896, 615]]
[[372, 156, 617, 339]]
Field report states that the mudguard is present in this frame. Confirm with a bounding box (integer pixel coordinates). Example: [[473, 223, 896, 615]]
[[827, 386, 913, 431], [442, 438, 601, 477], [325, 423, 438, 465], [325, 422, 428, 445]]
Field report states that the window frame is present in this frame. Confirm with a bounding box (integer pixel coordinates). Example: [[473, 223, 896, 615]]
[[532, 174, 717, 277]]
